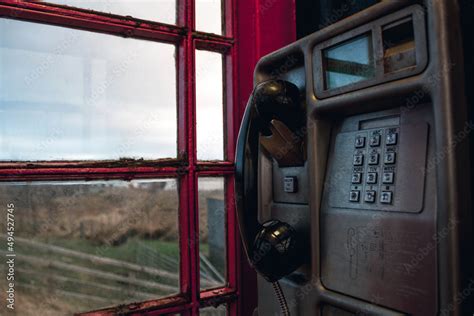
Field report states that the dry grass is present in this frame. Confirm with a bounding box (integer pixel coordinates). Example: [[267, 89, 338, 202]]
[[0, 182, 224, 245]]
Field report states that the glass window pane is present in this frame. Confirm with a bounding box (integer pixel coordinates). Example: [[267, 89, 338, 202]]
[[198, 177, 226, 290], [42, 0, 176, 25], [0, 19, 177, 161], [323, 33, 375, 90], [196, 50, 224, 161], [200, 305, 227, 315], [0, 179, 179, 315], [196, 0, 223, 35]]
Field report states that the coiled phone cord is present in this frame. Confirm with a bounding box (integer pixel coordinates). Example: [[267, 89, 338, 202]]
[[272, 281, 290, 316]]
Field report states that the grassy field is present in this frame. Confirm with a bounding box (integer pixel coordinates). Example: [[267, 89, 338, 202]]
[[0, 179, 224, 315], [46, 236, 181, 263]]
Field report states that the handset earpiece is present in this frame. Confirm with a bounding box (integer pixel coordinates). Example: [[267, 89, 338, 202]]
[[235, 79, 307, 283]]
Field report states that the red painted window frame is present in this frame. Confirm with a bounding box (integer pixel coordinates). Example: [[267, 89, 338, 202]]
[[0, 0, 296, 314]]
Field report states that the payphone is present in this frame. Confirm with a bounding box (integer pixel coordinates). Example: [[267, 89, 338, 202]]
[[236, 1, 473, 315]]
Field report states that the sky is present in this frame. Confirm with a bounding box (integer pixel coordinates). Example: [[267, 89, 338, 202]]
[[0, 0, 224, 161]]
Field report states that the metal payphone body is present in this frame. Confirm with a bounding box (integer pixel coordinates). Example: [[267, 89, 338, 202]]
[[236, 1, 473, 315]]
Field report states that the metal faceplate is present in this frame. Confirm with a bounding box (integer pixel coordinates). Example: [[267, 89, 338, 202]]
[[321, 105, 437, 316]]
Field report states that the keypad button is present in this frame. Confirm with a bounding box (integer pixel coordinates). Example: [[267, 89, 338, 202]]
[[353, 154, 364, 166], [349, 190, 360, 202], [386, 132, 398, 145], [283, 176, 298, 193], [364, 190, 376, 203], [355, 136, 366, 148], [368, 153, 379, 165], [384, 152, 396, 164], [380, 191, 393, 204], [369, 134, 381, 147], [382, 172, 394, 184], [367, 172, 377, 184], [351, 173, 362, 184]]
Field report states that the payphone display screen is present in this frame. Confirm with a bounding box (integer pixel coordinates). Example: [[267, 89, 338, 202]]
[[323, 33, 375, 89]]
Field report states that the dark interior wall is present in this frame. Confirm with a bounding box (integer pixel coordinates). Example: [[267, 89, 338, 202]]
[[296, 0, 380, 39], [460, 0, 474, 183], [460, 2, 474, 313]]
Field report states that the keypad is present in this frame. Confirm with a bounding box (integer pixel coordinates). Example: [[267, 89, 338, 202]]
[[367, 172, 377, 184], [349, 127, 399, 206], [384, 152, 396, 164], [382, 172, 394, 184], [353, 154, 364, 166], [368, 153, 379, 165], [355, 136, 366, 148], [386, 132, 398, 146], [352, 173, 362, 184], [369, 134, 381, 147], [350, 190, 360, 202], [380, 191, 393, 204], [364, 190, 376, 203]]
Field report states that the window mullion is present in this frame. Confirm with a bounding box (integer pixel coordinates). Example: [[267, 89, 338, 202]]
[[177, 0, 192, 307], [184, 0, 200, 315]]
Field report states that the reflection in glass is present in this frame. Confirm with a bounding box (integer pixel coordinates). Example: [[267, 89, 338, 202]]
[[43, 0, 176, 25], [0, 19, 177, 161], [323, 33, 374, 90], [196, 50, 224, 161], [196, 0, 223, 35], [198, 178, 226, 290], [200, 305, 227, 316], [0, 179, 179, 315]]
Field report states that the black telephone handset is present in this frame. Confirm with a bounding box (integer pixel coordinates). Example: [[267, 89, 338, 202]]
[[235, 80, 308, 288]]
